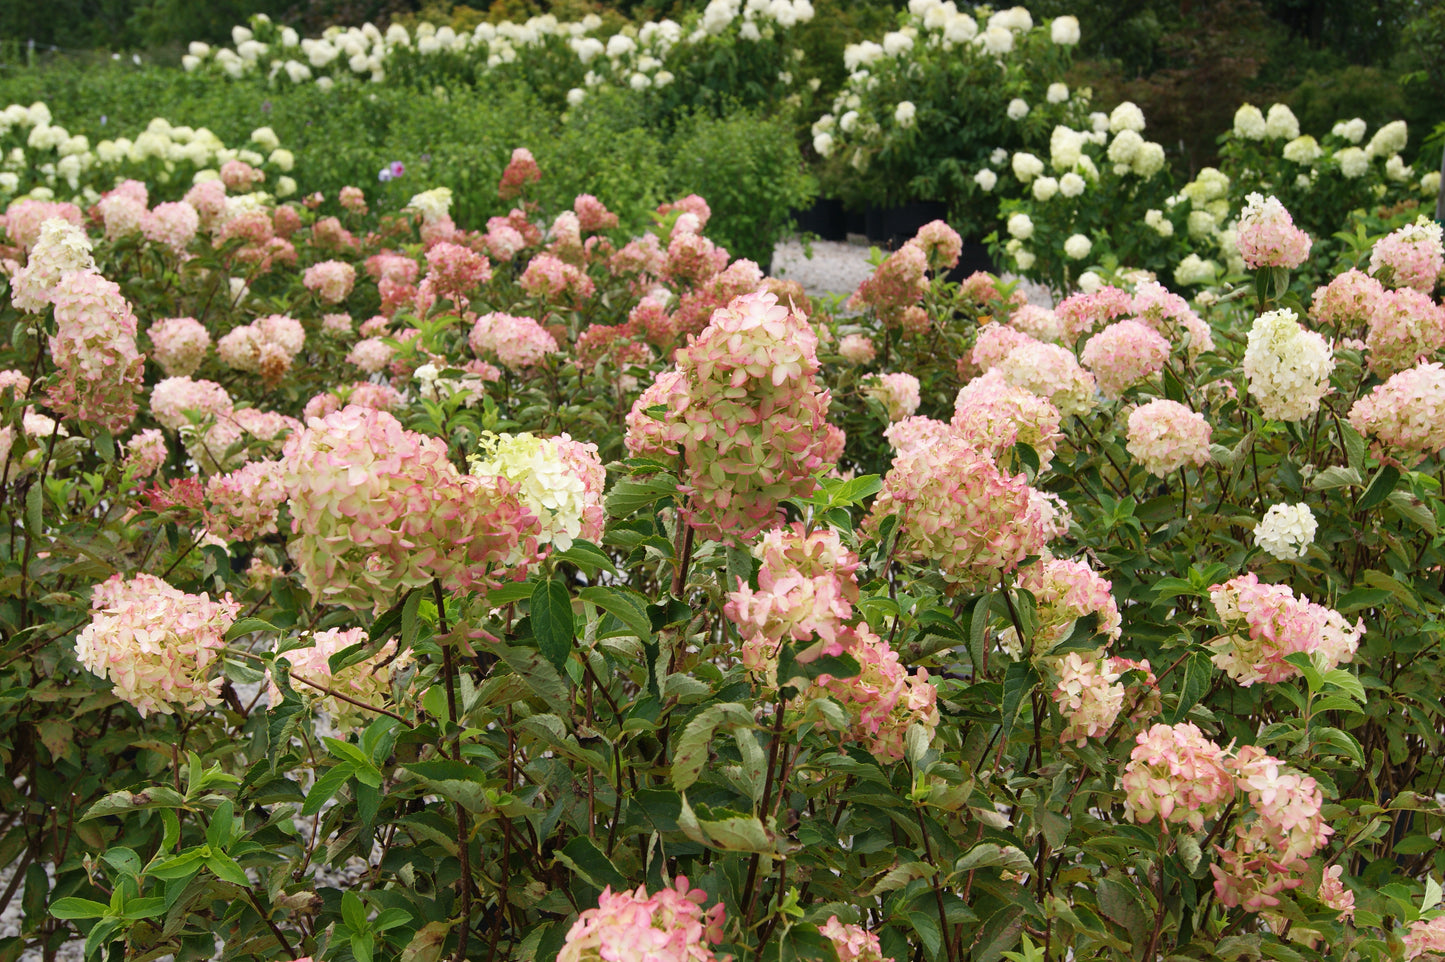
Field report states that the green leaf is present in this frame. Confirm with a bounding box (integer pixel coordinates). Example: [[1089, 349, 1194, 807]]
[[368, 587, 421, 648], [677, 796, 781, 854], [553, 539, 619, 577], [556, 836, 628, 892], [1166, 651, 1214, 724], [672, 703, 755, 791], [400, 921, 450, 962], [1357, 464, 1401, 511], [954, 843, 1032, 874], [999, 661, 1036, 746], [147, 848, 206, 880], [606, 477, 677, 517], [81, 787, 186, 820], [1096, 876, 1149, 934], [342, 890, 369, 936], [492, 643, 569, 703], [579, 585, 654, 642], [118, 897, 166, 921], [532, 578, 575, 672], [50, 897, 111, 920], [204, 851, 250, 887], [302, 763, 356, 816], [25, 482, 42, 535], [224, 618, 277, 642], [908, 910, 942, 960], [1311, 727, 1365, 767]]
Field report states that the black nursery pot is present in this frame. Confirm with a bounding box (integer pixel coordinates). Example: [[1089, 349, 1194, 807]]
[[867, 200, 949, 249], [790, 197, 847, 241], [949, 241, 998, 280]]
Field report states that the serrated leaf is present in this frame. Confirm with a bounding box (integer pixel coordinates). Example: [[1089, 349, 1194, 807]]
[[1166, 651, 1214, 724], [302, 763, 355, 816], [400, 921, 449, 962], [579, 585, 653, 642], [493, 643, 569, 703], [1358, 464, 1401, 510], [671, 703, 754, 792], [81, 787, 186, 820], [553, 540, 619, 577], [605, 477, 677, 517], [557, 836, 627, 892], [954, 842, 1032, 874]]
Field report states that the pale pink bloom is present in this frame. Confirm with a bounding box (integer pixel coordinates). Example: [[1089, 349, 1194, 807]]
[[574, 193, 619, 232], [205, 459, 286, 541], [519, 252, 595, 306], [220, 159, 265, 191], [848, 243, 929, 329], [819, 917, 893, 962], [148, 317, 211, 377], [321, 313, 352, 335], [838, 333, 876, 364], [124, 429, 168, 479], [1208, 573, 1362, 686], [623, 369, 691, 461], [995, 341, 1098, 417], [863, 372, 921, 421], [1055, 285, 1133, 339], [141, 202, 200, 253], [557, 875, 724, 962], [865, 432, 1052, 586], [483, 222, 528, 262], [1053, 651, 1125, 746], [1349, 361, 1445, 464], [1310, 268, 1385, 335], [1403, 916, 1445, 961], [1369, 218, 1444, 293], [150, 377, 233, 430], [1236, 193, 1312, 269], [610, 234, 666, 279], [1131, 281, 1215, 357], [268, 627, 408, 731], [339, 186, 367, 214], [971, 323, 1039, 373], [302, 259, 357, 304], [1008, 304, 1067, 343], [882, 416, 955, 457], [97, 193, 146, 240], [1126, 399, 1211, 476], [951, 369, 1063, 471], [424, 242, 492, 304], [217, 314, 305, 383], [662, 232, 728, 288], [1017, 557, 1122, 650], [809, 625, 939, 762], [10, 217, 95, 313], [345, 337, 395, 374], [1317, 865, 1354, 920], [1121, 722, 1233, 831], [5, 199, 83, 250], [311, 216, 359, 251], [911, 219, 962, 271], [281, 406, 541, 608], [183, 180, 228, 230], [0, 369, 30, 398], [46, 270, 145, 431], [1081, 319, 1170, 399], [1365, 286, 1445, 377], [658, 194, 712, 231], [469, 312, 559, 370], [74, 573, 240, 717]]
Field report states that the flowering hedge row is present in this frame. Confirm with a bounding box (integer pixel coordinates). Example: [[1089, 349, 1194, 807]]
[[3, 141, 1445, 962]]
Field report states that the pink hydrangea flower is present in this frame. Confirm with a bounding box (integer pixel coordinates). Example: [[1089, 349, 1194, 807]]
[[1016, 557, 1122, 651], [658, 194, 712, 231], [971, 323, 1039, 373], [124, 429, 168, 480], [10, 217, 96, 313], [1126, 400, 1211, 476], [150, 377, 233, 430], [1235, 193, 1312, 269], [724, 523, 861, 680], [141, 201, 200, 254], [1081, 320, 1170, 399], [1008, 304, 1067, 343], [1348, 361, 1445, 464], [220, 159, 265, 191], [1365, 286, 1445, 377], [424, 241, 492, 305], [1310, 268, 1385, 335], [838, 333, 876, 364], [217, 314, 306, 384], [1369, 218, 1444, 293], [4, 199, 83, 250], [148, 317, 211, 377], [498, 147, 542, 200], [911, 219, 962, 271], [662, 233, 729, 289], [557, 876, 725, 962], [1208, 572, 1362, 686], [1055, 285, 1134, 339], [1121, 722, 1233, 831], [519, 252, 595, 307], [74, 573, 240, 717], [1131, 281, 1215, 357], [268, 626, 409, 731], [1403, 916, 1445, 961], [574, 193, 619, 232], [205, 459, 287, 541], [863, 372, 921, 422], [302, 259, 357, 304], [809, 625, 940, 762], [96, 192, 146, 240], [994, 341, 1098, 417], [819, 917, 894, 962], [470, 312, 559, 370], [339, 186, 368, 214], [848, 243, 929, 329], [281, 405, 541, 608], [951, 369, 1063, 471], [865, 432, 1053, 586], [1053, 651, 1125, 746], [46, 270, 145, 432]]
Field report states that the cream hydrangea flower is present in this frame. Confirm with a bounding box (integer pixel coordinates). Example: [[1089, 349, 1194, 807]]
[[1253, 503, 1317, 560]]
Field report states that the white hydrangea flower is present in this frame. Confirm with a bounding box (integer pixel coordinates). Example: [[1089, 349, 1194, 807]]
[[1109, 102, 1146, 133], [1264, 103, 1299, 140], [1059, 172, 1085, 197], [895, 101, 916, 128], [1253, 503, 1317, 560], [1331, 118, 1366, 144], [1007, 98, 1029, 121], [1007, 212, 1034, 240], [1047, 82, 1069, 104], [1032, 176, 1058, 201], [974, 168, 997, 191], [1233, 104, 1266, 140], [1051, 15, 1080, 45], [1063, 234, 1091, 260], [469, 433, 600, 551], [1242, 308, 1336, 422]]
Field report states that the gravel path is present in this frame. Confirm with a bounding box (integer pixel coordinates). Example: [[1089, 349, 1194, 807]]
[[770, 237, 1055, 306]]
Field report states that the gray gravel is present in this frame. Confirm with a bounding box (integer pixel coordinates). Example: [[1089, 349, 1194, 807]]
[[769, 236, 1055, 306]]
